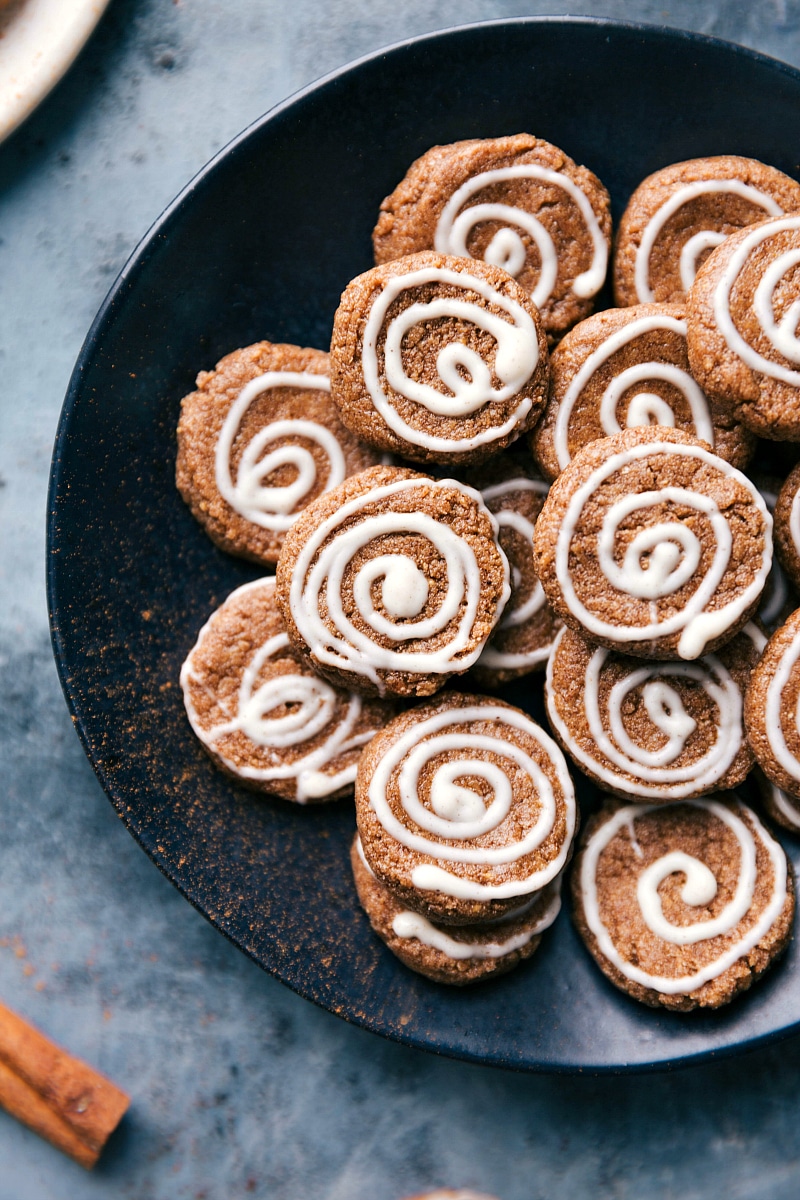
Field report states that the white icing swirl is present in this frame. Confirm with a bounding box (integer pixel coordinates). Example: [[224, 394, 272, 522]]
[[289, 476, 509, 691], [545, 625, 760, 799], [713, 215, 800, 386], [368, 704, 575, 899], [391, 881, 562, 961], [434, 164, 608, 306], [635, 178, 783, 302], [362, 266, 539, 454], [214, 370, 342, 530], [581, 799, 788, 995], [553, 314, 713, 471], [181, 580, 374, 801], [761, 774, 800, 831], [765, 628, 800, 784], [553, 439, 772, 659]]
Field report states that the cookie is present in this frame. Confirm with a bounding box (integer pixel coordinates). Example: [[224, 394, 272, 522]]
[[687, 214, 800, 440], [467, 462, 561, 686], [351, 836, 561, 986], [752, 767, 800, 834], [354, 692, 576, 925], [530, 303, 754, 479], [180, 578, 393, 802], [572, 796, 794, 1010], [372, 134, 612, 339], [745, 607, 800, 800], [533, 426, 773, 661], [614, 156, 800, 307], [329, 251, 549, 466], [754, 472, 797, 631], [773, 461, 800, 592], [546, 623, 763, 802], [275, 466, 510, 697], [176, 341, 382, 564]]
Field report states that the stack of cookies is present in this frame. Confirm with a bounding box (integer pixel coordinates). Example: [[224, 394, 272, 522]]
[[176, 132, 800, 1007]]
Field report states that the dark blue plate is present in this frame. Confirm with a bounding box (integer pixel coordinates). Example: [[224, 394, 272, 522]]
[[48, 17, 800, 1072]]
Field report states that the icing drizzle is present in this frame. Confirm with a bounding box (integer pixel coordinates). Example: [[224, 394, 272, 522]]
[[545, 625, 762, 799], [367, 703, 575, 899], [635, 178, 783, 302], [553, 439, 772, 659], [214, 370, 344, 530], [361, 266, 539, 454], [764, 627, 800, 784], [553, 314, 714, 471], [288, 476, 510, 691], [181, 580, 375, 801], [434, 163, 608, 306], [580, 799, 788, 995]]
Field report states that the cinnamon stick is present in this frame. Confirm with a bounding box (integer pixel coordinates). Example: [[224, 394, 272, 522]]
[[0, 1002, 129, 1168]]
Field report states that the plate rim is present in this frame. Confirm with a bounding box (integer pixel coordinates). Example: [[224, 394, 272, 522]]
[[47, 13, 800, 1075]]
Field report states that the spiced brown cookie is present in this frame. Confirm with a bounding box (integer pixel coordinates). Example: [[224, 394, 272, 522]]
[[329, 251, 549, 466], [466, 460, 561, 686], [774, 461, 800, 592], [752, 767, 800, 834], [533, 426, 773, 661], [530, 303, 754, 480], [180, 578, 394, 802], [546, 623, 763, 802], [354, 692, 576, 925], [176, 340, 382, 564], [275, 466, 510, 698], [687, 214, 800, 440], [614, 156, 800, 307], [351, 836, 561, 986], [745, 607, 800, 800], [572, 796, 794, 1010], [373, 134, 612, 339], [754, 472, 797, 631]]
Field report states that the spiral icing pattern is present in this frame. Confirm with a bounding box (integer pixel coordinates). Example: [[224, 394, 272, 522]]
[[535, 429, 772, 660], [546, 624, 762, 801], [279, 469, 510, 696], [181, 579, 388, 802], [356, 696, 576, 918], [576, 798, 790, 1003]]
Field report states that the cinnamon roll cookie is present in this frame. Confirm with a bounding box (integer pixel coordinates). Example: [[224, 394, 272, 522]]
[[572, 796, 794, 1010], [329, 251, 549, 466], [773, 461, 800, 592], [275, 466, 510, 698], [614, 156, 800, 307], [546, 623, 763, 802], [755, 472, 797, 630], [530, 303, 754, 480], [468, 461, 561, 686], [354, 693, 576, 924], [180, 578, 393, 802], [372, 134, 612, 339], [533, 427, 772, 660], [752, 768, 800, 835], [351, 836, 561, 985], [176, 341, 382, 564], [687, 214, 800, 439], [745, 607, 800, 800]]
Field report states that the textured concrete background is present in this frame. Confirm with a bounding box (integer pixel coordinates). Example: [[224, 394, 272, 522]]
[[3, 1, 800, 1197]]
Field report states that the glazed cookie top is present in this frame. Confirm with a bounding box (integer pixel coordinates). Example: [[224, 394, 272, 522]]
[[546, 623, 763, 802], [614, 156, 800, 307], [745, 607, 800, 799], [180, 578, 393, 802], [373, 134, 612, 338], [351, 836, 561, 986], [572, 796, 793, 1010], [533, 426, 772, 660], [687, 214, 800, 440], [530, 303, 754, 479], [329, 251, 549, 466], [468, 461, 561, 686], [175, 340, 382, 564], [355, 692, 576, 925], [275, 466, 510, 698]]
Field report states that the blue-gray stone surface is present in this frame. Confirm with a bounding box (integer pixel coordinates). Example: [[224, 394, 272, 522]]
[[3, 1, 800, 1196]]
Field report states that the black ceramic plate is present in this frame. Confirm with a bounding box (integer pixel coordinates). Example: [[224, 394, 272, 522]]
[[48, 17, 800, 1072]]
